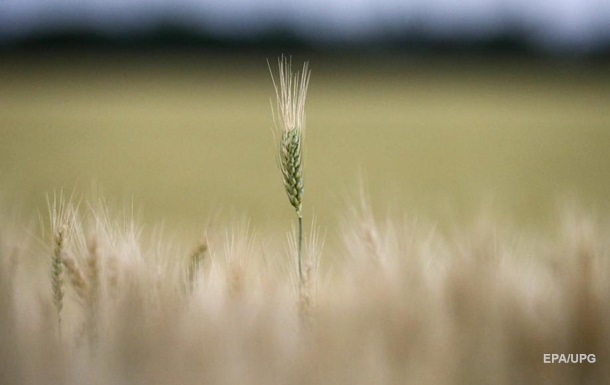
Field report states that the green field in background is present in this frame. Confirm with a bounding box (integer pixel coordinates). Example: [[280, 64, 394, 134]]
[[1, 53, 609, 238]]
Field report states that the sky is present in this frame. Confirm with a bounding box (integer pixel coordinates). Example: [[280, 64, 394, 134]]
[[0, 0, 609, 53]]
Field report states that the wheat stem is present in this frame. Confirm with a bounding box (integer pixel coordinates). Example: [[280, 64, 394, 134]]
[[298, 215, 303, 286]]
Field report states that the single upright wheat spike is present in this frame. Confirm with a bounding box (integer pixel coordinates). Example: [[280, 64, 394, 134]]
[[51, 225, 66, 336], [269, 55, 311, 286]]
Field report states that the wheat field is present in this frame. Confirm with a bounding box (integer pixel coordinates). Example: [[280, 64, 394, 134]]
[[1, 193, 609, 384], [1, 52, 610, 384]]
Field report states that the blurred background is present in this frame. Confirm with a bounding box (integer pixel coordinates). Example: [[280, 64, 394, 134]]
[[1, 0, 609, 239]]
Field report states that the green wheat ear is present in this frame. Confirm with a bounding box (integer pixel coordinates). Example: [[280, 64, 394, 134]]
[[268, 55, 311, 285], [280, 127, 304, 216]]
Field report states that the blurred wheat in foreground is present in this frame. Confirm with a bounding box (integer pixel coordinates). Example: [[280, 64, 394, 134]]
[[0, 196, 609, 385]]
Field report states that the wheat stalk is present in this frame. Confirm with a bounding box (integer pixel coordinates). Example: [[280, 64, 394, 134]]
[[268, 55, 311, 287], [51, 225, 65, 336]]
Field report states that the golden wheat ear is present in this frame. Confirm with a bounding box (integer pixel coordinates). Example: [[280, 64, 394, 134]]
[[268, 55, 311, 289], [50, 225, 65, 335], [46, 191, 79, 337]]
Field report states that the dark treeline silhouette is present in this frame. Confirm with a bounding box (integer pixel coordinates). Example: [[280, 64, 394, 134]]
[[2, 25, 609, 59]]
